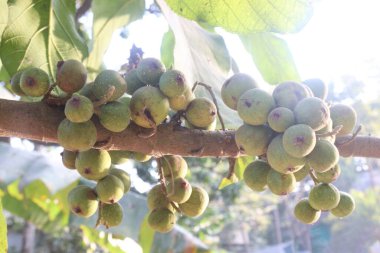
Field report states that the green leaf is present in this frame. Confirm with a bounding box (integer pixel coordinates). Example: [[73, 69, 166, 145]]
[[240, 33, 300, 84], [160, 28, 175, 69], [157, 0, 242, 128], [0, 0, 8, 37], [0, 198, 8, 252], [218, 174, 238, 190], [81, 225, 126, 253], [87, 0, 145, 78], [138, 215, 155, 253], [234, 156, 254, 180], [0, 0, 88, 78], [0, 60, 10, 83], [165, 0, 313, 34]]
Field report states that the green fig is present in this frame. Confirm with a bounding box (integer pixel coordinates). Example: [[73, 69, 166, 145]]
[[267, 107, 295, 133], [10, 70, 26, 96], [272, 81, 310, 110], [99, 203, 123, 228], [68, 185, 98, 217], [96, 174, 124, 204], [56, 59, 87, 93], [161, 155, 188, 179], [331, 192, 355, 217], [330, 104, 357, 136], [235, 124, 274, 156], [20, 68, 50, 97], [315, 164, 341, 184], [64, 94, 94, 123], [57, 119, 97, 151], [267, 169, 296, 195], [282, 124, 316, 158], [294, 97, 330, 131], [167, 177, 192, 204], [130, 86, 169, 128], [185, 97, 217, 128], [93, 70, 127, 102], [169, 88, 195, 111], [221, 73, 258, 110], [307, 139, 339, 173], [75, 149, 111, 180], [124, 69, 146, 95], [61, 149, 77, 170], [303, 78, 328, 100], [147, 184, 175, 213], [98, 101, 130, 132], [309, 183, 340, 211], [179, 186, 209, 217], [148, 208, 176, 233], [109, 168, 131, 193], [294, 198, 321, 224], [159, 69, 189, 98], [136, 58, 166, 85], [237, 88, 275, 125], [243, 160, 271, 192]]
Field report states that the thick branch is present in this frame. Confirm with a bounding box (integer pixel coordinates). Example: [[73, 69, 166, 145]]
[[0, 99, 379, 158]]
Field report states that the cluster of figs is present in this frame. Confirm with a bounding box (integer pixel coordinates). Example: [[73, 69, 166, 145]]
[[221, 74, 357, 224], [9, 57, 213, 232]]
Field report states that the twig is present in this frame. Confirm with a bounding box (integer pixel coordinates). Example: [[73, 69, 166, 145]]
[[192, 81, 226, 131], [309, 169, 319, 186], [75, 0, 92, 22], [316, 125, 343, 138], [95, 201, 103, 228], [336, 125, 363, 146], [227, 157, 236, 179]]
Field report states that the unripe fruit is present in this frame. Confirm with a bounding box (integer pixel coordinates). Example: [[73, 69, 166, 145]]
[[130, 86, 169, 128], [331, 192, 355, 217], [186, 98, 217, 128], [96, 174, 124, 204], [267, 169, 296, 196], [147, 184, 175, 213], [78, 82, 96, 100], [68, 185, 98, 217], [159, 69, 189, 98], [307, 139, 339, 173], [167, 177, 192, 204], [267, 135, 306, 174], [294, 97, 330, 131], [185, 117, 217, 131], [61, 149, 77, 169], [136, 57, 166, 85], [57, 119, 97, 151], [294, 164, 310, 182], [243, 160, 271, 192], [64, 94, 94, 123], [56, 59, 87, 93], [148, 208, 176, 233], [235, 124, 273, 156], [316, 118, 335, 143], [75, 149, 111, 180], [161, 155, 188, 179], [303, 78, 328, 100], [282, 124, 316, 158], [10, 70, 26, 96], [99, 101, 130, 132], [93, 70, 127, 101], [20, 68, 50, 97], [309, 183, 340, 211], [99, 203, 123, 228], [330, 104, 357, 136], [109, 150, 151, 164], [109, 168, 131, 193], [221, 73, 258, 110], [315, 164, 341, 184], [272, 81, 310, 110], [179, 186, 209, 217], [294, 198, 321, 224], [124, 69, 146, 95], [169, 88, 195, 111], [237, 88, 275, 125], [267, 107, 295, 133]]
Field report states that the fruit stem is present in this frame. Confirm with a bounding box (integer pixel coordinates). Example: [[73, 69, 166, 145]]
[[192, 81, 226, 131], [335, 125, 362, 146], [316, 125, 343, 138], [226, 157, 236, 179], [309, 169, 319, 186], [95, 201, 103, 228]]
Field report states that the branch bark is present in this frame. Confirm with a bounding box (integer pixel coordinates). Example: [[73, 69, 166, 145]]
[[0, 98, 379, 158]]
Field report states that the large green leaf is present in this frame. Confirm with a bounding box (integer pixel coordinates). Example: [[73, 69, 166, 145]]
[[138, 215, 155, 253], [0, 198, 7, 253], [165, 0, 313, 34], [157, 0, 242, 128], [87, 0, 145, 78], [160, 28, 175, 69], [240, 33, 300, 84], [0, 0, 88, 78], [0, 0, 8, 37]]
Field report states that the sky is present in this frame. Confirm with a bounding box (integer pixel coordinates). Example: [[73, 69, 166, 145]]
[[103, 0, 380, 99]]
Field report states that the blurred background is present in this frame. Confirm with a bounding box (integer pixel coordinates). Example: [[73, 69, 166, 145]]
[[1, 0, 380, 252]]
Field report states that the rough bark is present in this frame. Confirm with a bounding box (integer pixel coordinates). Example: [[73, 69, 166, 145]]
[[0, 98, 378, 158]]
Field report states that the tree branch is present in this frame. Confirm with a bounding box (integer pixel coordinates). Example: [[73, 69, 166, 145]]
[[0, 99, 379, 158]]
